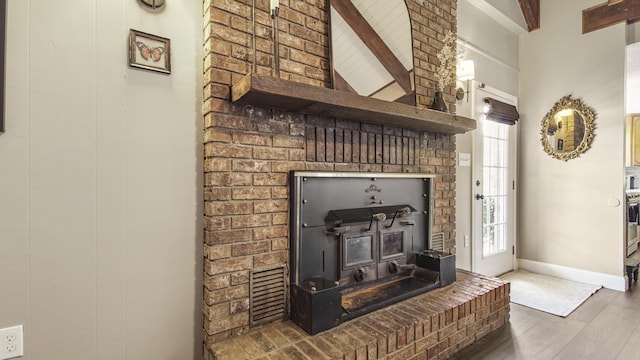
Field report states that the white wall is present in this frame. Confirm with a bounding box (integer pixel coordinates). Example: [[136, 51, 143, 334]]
[[626, 42, 640, 114], [457, 0, 519, 96], [0, 1, 203, 359], [519, 0, 625, 277], [455, 0, 520, 270]]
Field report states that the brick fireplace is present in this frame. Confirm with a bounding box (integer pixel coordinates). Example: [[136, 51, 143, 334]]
[[203, 0, 484, 354]]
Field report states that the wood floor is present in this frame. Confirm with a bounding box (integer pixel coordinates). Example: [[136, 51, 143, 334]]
[[451, 285, 640, 360]]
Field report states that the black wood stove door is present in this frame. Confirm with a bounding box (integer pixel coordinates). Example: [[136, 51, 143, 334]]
[[290, 171, 434, 287]]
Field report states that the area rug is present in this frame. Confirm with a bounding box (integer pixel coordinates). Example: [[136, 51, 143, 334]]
[[499, 270, 602, 317]]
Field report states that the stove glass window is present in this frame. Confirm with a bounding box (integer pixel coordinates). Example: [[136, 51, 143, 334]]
[[381, 231, 403, 259], [343, 235, 373, 268]]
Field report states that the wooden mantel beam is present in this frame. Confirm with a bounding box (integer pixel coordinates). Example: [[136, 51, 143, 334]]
[[518, 0, 540, 32], [583, 0, 640, 34]]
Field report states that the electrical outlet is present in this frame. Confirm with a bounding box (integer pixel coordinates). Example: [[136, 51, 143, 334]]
[[0, 325, 23, 359], [464, 235, 470, 247]]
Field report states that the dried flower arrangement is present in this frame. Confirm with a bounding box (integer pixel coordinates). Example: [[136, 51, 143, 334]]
[[435, 31, 457, 92]]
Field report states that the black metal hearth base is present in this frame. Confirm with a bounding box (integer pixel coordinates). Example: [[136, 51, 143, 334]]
[[341, 268, 440, 320], [290, 254, 457, 335]]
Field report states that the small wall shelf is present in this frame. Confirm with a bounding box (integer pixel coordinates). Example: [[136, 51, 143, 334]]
[[231, 73, 476, 135]]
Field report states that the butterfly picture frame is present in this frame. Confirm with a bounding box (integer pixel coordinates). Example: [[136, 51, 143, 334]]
[[128, 29, 171, 74]]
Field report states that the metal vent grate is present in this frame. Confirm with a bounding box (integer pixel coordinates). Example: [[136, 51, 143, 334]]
[[250, 266, 286, 327], [431, 232, 445, 252]]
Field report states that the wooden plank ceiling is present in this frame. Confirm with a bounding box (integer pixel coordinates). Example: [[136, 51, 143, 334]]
[[330, 0, 414, 102], [331, 0, 411, 94]]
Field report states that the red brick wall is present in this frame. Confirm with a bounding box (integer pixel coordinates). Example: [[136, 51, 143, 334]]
[[203, 0, 458, 347]]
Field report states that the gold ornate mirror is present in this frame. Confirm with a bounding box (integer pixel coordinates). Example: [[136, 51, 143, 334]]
[[540, 95, 596, 161]]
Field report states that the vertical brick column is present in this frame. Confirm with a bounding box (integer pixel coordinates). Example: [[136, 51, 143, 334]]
[[203, 0, 460, 348], [407, 0, 458, 113]]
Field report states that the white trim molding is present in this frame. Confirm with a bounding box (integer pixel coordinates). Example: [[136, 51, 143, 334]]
[[466, 0, 527, 35], [457, 36, 519, 73], [518, 259, 627, 292]]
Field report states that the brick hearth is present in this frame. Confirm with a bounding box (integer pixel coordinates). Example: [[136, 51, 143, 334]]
[[206, 270, 509, 360]]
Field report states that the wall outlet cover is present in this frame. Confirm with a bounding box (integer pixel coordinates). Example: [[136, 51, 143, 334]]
[[0, 325, 23, 359]]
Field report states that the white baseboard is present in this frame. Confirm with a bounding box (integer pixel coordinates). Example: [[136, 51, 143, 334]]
[[517, 259, 627, 292]]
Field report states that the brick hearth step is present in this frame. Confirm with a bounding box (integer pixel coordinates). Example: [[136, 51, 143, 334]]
[[206, 270, 510, 360]]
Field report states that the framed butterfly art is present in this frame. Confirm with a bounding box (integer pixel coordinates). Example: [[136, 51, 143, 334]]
[[128, 29, 171, 74]]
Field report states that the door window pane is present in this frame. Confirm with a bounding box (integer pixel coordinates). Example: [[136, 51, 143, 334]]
[[482, 119, 509, 257]]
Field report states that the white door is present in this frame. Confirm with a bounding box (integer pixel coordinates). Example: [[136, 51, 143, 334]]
[[471, 83, 517, 277]]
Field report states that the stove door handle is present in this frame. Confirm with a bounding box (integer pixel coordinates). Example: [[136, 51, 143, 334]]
[[400, 263, 416, 270], [353, 268, 367, 282], [328, 226, 351, 236]]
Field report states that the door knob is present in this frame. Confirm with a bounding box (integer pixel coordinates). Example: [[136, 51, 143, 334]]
[[475, 194, 484, 200]]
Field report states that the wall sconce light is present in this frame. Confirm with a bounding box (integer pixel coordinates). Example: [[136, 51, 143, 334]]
[[140, 0, 165, 9], [270, 0, 280, 15], [455, 59, 475, 102]]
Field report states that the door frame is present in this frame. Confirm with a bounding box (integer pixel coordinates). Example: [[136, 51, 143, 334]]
[[470, 81, 518, 275]]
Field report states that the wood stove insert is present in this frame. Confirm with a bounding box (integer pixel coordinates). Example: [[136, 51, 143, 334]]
[[289, 171, 456, 335]]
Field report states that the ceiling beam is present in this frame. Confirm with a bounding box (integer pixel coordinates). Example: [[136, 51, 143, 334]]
[[331, 0, 412, 94], [333, 71, 357, 94], [517, 0, 540, 32], [394, 91, 416, 106], [583, 0, 640, 34]]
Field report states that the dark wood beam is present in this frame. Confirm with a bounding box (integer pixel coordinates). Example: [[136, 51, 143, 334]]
[[518, 0, 540, 32], [333, 71, 357, 94], [331, 0, 412, 94], [395, 91, 416, 106], [583, 0, 640, 34], [231, 73, 476, 135], [368, 78, 417, 105]]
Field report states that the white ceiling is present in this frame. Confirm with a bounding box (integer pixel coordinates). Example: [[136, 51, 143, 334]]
[[329, 0, 527, 101], [467, 0, 528, 34], [330, 0, 413, 101]]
